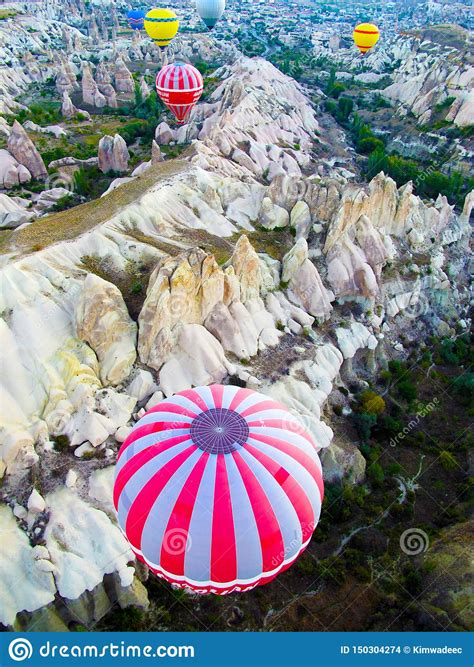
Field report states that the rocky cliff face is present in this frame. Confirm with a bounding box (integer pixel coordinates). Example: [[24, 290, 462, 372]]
[[381, 39, 474, 127], [313, 31, 473, 128], [0, 53, 471, 630]]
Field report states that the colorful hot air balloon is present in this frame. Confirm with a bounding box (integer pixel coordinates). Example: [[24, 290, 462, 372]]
[[144, 8, 179, 49], [196, 0, 226, 30], [127, 9, 145, 30], [353, 23, 380, 54], [155, 62, 203, 124], [114, 385, 324, 595]]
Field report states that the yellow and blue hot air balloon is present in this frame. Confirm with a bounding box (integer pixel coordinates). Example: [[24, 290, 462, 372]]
[[353, 23, 380, 55], [144, 8, 179, 50], [196, 0, 226, 31]]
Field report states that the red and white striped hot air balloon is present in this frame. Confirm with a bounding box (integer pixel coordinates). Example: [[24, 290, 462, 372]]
[[113, 385, 324, 595], [155, 62, 203, 124]]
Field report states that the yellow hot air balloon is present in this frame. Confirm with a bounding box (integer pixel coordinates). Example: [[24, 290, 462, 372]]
[[353, 23, 380, 54], [144, 8, 179, 49]]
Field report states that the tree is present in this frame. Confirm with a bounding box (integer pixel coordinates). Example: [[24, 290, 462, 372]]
[[357, 136, 385, 154], [330, 82, 346, 99], [336, 96, 354, 122], [354, 412, 377, 444], [325, 68, 336, 96], [397, 379, 417, 402], [368, 462, 385, 487], [439, 451, 457, 471], [366, 147, 387, 180], [360, 390, 386, 415], [134, 81, 143, 109]]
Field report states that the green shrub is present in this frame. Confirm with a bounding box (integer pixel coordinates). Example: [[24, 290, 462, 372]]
[[73, 166, 109, 199], [51, 194, 76, 212], [368, 462, 385, 487], [452, 373, 474, 398], [357, 136, 385, 154], [330, 82, 346, 99], [360, 390, 386, 415], [434, 96, 455, 112], [353, 412, 377, 444], [52, 434, 70, 452], [130, 280, 143, 294], [375, 414, 403, 439], [388, 360, 405, 377], [324, 99, 337, 114], [397, 379, 417, 402], [439, 450, 457, 471], [336, 96, 354, 122]]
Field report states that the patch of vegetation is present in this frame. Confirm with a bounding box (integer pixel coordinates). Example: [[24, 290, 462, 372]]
[[7, 102, 62, 126], [434, 96, 456, 113], [72, 166, 111, 200], [0, 8, 18, 19], [50, 194, 79, 213], [365, 147, 473, 207], [52, 434, 71, 452]]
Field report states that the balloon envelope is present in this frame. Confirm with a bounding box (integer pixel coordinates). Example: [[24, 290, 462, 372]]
[[114, 385, 324, 594], [144, 8, 179, 48], [353, 23, 380, 54], [127, 9, 145, 30], [155, 62, 204, 123], [196, 0, 225, 30]]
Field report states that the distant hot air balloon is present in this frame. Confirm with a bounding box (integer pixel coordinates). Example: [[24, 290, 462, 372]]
[[155, 62, 203, 123], [127, 9, 145, 30], [114, 385, 324, 595], [353, 23, 380, 54], [196, 0, 226, 31], [144, 8, 179, 49]]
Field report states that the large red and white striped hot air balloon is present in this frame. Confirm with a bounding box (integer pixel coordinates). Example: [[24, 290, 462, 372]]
[[114, 385, 324, 595], [155, 62, 203, 124]]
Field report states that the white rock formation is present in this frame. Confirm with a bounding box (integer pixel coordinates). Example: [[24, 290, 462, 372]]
[[23, 121, 66, 139], [0, 194, 34, 229], [282, 239, 334, 320], [98, 134, 130, 174], [0, 150, 31, 188], [114, 58, 134, 95], [61, 91, 91, 120], [7, 121, 47, 179], [82, 64, 106, 108], [76, 274, 137, 386], [290, 200, 312, 239], [155, 122, 175, 145]]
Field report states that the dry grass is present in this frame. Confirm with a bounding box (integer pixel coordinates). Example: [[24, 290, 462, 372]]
[[0, 160, 188, 258]]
